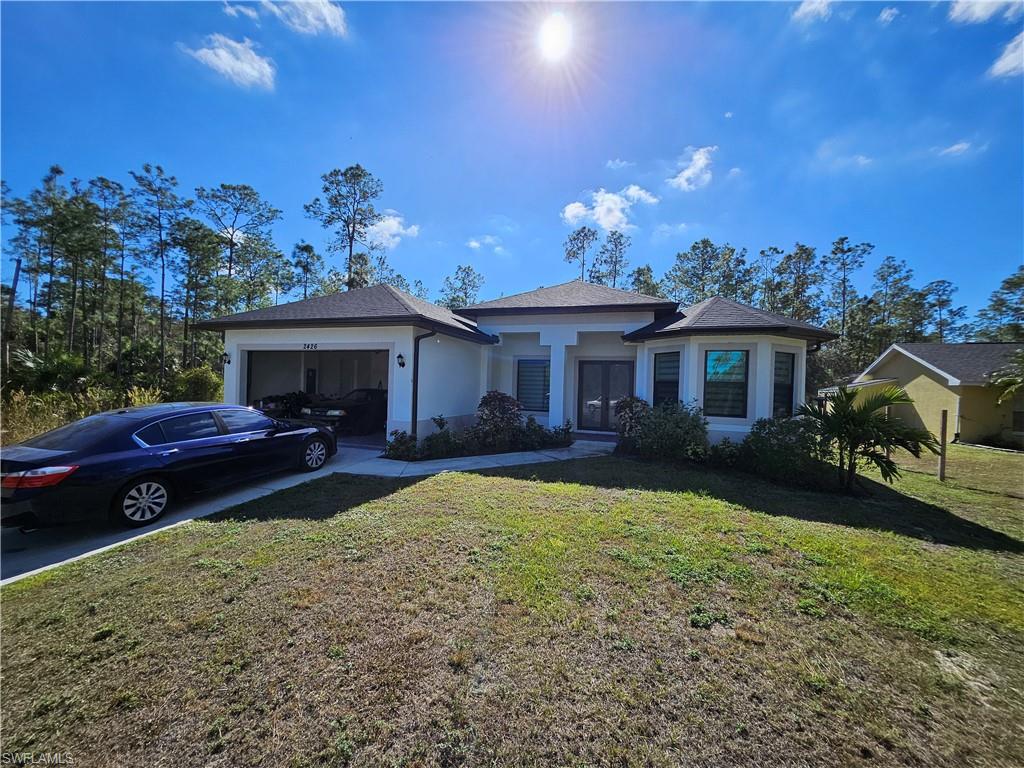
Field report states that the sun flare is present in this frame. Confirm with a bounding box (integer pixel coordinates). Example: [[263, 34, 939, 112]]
[[538, 12, 572, 63]]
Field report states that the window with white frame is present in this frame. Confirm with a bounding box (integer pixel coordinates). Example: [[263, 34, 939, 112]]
[[704, 350, 749, 418], [517, 359, 550, 411], [773, 351, 796, 418]]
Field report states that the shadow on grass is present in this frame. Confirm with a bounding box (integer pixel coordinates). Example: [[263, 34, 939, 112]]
[[209, 474, 422, 523], [472, 457, 1024, 554]]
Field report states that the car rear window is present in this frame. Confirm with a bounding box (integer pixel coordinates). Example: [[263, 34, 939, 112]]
[[158, 413, 221, 443], [22, 413, 127, 451], [135, 423, 166, 446]]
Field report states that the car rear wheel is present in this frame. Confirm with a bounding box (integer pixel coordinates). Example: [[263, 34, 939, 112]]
[[301, 437, 329, 472], [113, 476, 172, 527]]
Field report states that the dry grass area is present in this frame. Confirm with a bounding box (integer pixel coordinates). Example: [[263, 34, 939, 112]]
[[896, 442, 1023, 499], [2, 456, 1022, 767]]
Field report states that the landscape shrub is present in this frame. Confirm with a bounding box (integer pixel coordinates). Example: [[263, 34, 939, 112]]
[[170, 365, 223, 402], [616, 399, 708, 463], [707, 437, 741, 468], [614, 395, 650, 454], [737, 417, 835, 489], [383, 397, 573, 461]]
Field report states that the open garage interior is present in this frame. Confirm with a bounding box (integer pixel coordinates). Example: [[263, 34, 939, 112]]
[[245, 349, 389, 446]]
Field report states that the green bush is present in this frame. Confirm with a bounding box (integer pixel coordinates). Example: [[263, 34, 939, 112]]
[[617, 400, 708, 463], [170, 365, 223, 402], [737, 417, 835, 489], [614, 395, 651, 454], [707, 437, 741, 468], [383, 430, 418, 460]]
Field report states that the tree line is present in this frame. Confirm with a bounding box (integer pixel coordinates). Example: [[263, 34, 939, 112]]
[[563, 224, 1023, 387], [0, 163, 486, 393]]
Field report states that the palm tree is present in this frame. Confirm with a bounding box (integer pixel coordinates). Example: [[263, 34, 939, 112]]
[[992, 349, 1024, 404], [799, 385, 939, 492]]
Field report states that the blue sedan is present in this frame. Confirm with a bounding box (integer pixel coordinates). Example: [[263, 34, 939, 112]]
[[0, 403, 337, 528]]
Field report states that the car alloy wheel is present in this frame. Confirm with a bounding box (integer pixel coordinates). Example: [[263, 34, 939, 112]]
[[304, 439, 328, 470], [122, 480, 169, 523]]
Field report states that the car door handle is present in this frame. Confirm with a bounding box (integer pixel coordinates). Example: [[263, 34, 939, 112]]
[[233, 437, 251, 443], [159, 448, 179, 456]]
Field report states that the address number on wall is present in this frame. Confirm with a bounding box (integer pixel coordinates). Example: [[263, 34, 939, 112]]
[[302, 343, 319, 350]]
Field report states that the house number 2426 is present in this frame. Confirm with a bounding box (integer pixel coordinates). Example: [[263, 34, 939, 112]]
[[302, 343, 319, 350]]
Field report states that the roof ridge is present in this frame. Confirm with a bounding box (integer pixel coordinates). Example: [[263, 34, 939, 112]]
[[379, 283, 419, 315]]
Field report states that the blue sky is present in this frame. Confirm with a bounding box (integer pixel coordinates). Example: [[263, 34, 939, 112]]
[[2, 1, 1022, 313]]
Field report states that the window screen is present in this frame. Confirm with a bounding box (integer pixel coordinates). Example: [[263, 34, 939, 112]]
[[773, 352, 796, 418], [517, 360, 550, 411], [653, 352, 680, 405], [704, 350, 749, 418], [159, 413, 221, 443]]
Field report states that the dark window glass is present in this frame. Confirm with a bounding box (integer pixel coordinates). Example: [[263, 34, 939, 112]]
[[160, 413, 221, 443], [653, 352, 680, 405], [135, 423, 166, 446], [704, 350, 749, 418], [773, 352, 796, 418], [216, 409, 274, 434], [517, 360, 550, 411], [1013, 411, 1024, 433], [23, 413, 126, 451], [217, 409, 275, 434]]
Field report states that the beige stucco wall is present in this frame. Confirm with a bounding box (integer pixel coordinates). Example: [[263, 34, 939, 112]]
[[859, 353, 958, 439], [958, 385, 1019, 444]]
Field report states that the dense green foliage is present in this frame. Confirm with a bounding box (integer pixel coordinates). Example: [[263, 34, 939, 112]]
[[384, 392, 572, 460], [614, 397, 709, 462]]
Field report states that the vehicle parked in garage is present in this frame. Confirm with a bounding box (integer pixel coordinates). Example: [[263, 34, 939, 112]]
[[299, 388, 388, 434], [0, 403, 336, 529]]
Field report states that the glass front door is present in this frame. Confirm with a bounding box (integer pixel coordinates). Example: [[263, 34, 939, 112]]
[[577, 360, 635, 431]]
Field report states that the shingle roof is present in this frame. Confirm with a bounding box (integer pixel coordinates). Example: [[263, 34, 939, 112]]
[[195, 284, 496, 343], [457, 279, 676, 316], [884, 343, 1022, 385], [622, 296, 837, 342]]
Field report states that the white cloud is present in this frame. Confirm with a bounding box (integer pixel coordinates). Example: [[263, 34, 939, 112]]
[[622, 184, 659, 204], [261, 0, 347, 37], [949, 0, 1022, 24], [181, 35, 275, 89], [466, 234, 504, 255], [727, 167, 742, 178], [877, 7, 899, 25], [938, 140, 972, 156], [814, 139, 873, 170], [223, 1, 260, 21], [367, 213, 419, 250], [990, 30, 1024, 77], [667, 145, 718, 191], [605, 158, 634, 170], [792, 0, 832, 24], [652, 222, 690, 242], [561, 185, 658, 232], [724, 111, 733, 118]]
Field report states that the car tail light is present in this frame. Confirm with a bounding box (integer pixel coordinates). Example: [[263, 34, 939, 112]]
[[1, 465, 79, 489]]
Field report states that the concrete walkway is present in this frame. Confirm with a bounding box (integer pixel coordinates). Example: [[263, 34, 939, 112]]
[[0, 440, 614, 585]]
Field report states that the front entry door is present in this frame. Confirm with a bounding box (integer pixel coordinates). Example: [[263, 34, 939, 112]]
[[577, 360, 634, 431]]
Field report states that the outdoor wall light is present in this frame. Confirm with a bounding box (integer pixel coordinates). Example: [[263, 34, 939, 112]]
[[396, 353, 406, 368], [221, 352, 231, 366]]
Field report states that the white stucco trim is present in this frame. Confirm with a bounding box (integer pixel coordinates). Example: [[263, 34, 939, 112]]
[[857, 344, 961, 386]]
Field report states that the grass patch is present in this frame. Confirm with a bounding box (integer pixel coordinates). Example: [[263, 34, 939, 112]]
[[1, 456, 1021, 766]]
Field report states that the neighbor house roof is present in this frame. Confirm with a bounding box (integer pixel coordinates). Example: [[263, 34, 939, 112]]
[[858, 342, 1022, 386], [457, 279, 677, 317], [195, 284, 497, 344], [622, 296, 837, 342]]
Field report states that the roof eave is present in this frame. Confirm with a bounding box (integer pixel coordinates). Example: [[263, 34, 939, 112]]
[[195, 315, 498, 344], [457, 302, 676, 318], [622, 326, 838, 342]]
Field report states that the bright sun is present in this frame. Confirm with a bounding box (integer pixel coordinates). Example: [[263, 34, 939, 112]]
[[538, 12, 572, 62]]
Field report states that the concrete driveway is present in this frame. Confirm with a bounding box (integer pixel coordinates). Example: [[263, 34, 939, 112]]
[[0, 446, 381, 583], [0, 439, 614, 585]]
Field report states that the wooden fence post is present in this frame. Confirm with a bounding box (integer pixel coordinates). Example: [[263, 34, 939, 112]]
[[938, 409, 948, 482], [885, 406, 891, 462]]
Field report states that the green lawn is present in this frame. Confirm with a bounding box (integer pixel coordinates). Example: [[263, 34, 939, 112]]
[[2, 456, 1022, 767]]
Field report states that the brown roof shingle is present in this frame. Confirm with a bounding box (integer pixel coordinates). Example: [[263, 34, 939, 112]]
[[195, 284, 496, 343], [458, 279, 675, 316], [622, 296, 837, 342]]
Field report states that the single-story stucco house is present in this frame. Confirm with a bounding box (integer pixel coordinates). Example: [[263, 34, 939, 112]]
[[820, 342, 1023, 448], [197, 280, 836, 443]]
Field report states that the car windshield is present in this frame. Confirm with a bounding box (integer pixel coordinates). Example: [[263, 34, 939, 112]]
[[21, 412, 127, 451], [341, 390, 374, 402]]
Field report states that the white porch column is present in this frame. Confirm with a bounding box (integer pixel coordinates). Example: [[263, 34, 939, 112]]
[[754, 340, 773, 420], [634, 345, 649, 402], [548, 342, 567, 426]]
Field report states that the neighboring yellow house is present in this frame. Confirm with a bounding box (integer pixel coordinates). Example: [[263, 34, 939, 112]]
[[819, 343, 1024, 448]]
